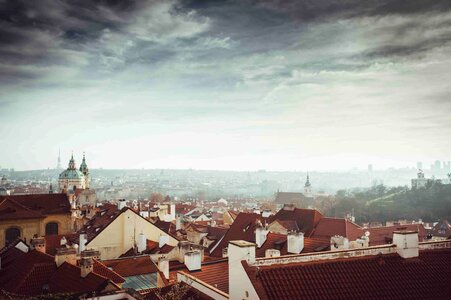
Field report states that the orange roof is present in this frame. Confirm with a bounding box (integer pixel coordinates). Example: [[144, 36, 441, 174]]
[[256, 233, 329, 257], [244, 248, 451, 300], [310, 217, 364, 241], [177, 259, 229, 294], [101, 255, 159, 277], [367, 224, 427, 245]]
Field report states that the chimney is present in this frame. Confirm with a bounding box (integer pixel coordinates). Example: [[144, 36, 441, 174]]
[[79, 233, 87, 253], [117, 199, 126, 210], [255, 226, 269, 248], [228, 241, 256, 300], [265, 249, 281, 258], [184, 250, 202, 271], [159, 235, 169, 248], [170, 204, 176, 221], [31, 237, 46, 253], [137, 233, 147, 253], [393, 230, 419, 258], [176, 215, 182, 231], [55, 247, 77, 267], [158, 257, 169, 280], [330, 235, 349, 251], [81, 249, 101, 260], [287, 232, 304, 254], [60, 236, 67, 246], [80, 257, 93, 278]]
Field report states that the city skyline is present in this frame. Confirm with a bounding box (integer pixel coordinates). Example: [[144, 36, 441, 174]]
[[1, 0, 451, 170]]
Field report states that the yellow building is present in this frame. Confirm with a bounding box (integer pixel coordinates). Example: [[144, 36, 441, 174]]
[[0, 193, 72, 247], [78, 204, 179, 260]]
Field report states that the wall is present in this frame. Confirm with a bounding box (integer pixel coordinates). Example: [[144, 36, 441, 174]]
[[86, 209, 179, 260], [0, 213, 72, 247]]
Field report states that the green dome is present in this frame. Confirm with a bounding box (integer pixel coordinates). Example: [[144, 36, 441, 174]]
[[59, 169, 85, 180]]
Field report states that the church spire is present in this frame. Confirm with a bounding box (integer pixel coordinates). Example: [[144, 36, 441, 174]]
[[305, 173, 311, 187], [68, 152, 75, 169]]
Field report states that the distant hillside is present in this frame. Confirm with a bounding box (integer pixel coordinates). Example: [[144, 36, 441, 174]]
[[329, 183, 451, 223]]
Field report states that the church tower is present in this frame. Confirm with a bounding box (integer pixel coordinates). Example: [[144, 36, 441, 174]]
[[79, 153, 90, 189], [304, 173, 312, 197]]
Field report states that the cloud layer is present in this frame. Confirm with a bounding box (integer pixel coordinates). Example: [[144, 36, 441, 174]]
[[1, 0, 450, 170]]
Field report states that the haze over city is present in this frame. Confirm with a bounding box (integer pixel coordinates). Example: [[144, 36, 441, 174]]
[[1, 0, 451, 171]]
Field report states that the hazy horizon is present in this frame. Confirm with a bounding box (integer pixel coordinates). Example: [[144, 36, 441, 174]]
[[1, 1, 451, 171]]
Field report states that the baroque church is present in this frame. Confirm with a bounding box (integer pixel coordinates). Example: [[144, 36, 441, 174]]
[[58, 153, 96, 207]]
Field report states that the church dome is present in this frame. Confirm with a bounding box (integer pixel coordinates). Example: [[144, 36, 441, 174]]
[[59, 169, 85, 180]]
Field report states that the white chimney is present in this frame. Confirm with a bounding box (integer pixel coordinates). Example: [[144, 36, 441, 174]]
[[159, 235, 169, 248], [79, 233, 87, 253], [255, 226, 269, 248], [393, 230, 419, 258], [158, 257, 169, 279], [287, 232, 304, 254], [170, 204, 176, 221], [330, 235, 349, 250], [228, 240, 257, 300], [265, 249, 281, 258], [184, 251, 202, 271], [80, 257, 93, 278], [117, 199, 126, 210], [137, 233, 146, 253], [60, 236, 67, 246], [176, 215, 182, 231], [55, 247, 77, 267]]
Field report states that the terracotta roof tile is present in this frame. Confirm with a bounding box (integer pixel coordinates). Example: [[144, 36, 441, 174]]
[[101, 255, 159, 277], [269, 207, 323, 236], [210, 213, 268, 257], [0, 193, 71, 217], [310, 217, 364, 241], [178, 260, 229, 294], [244, 248, 451, 300], [367, 224, 427, 246], [256, 233, 330, 257]]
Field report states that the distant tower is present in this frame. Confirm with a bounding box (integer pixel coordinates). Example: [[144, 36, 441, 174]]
[[57, 149, 62, 170], [304, 173, 312, 197], [79, 152, 90, 189]]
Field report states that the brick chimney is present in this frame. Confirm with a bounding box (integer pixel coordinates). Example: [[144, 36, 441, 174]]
[[228, 240, 256, 300], [31, 237, 46, 253], [55, 247, 77, 267], [255, 225, 269, 248], [393, 230, 419, 258], [80, 257, 93, 278], [184, 250, 201, 271], [288, 231, 304, 254]]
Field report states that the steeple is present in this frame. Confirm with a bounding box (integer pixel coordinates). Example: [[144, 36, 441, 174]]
[[79, 152, 90, 189], [305, 173, 311, 187], [68, 152, 76, 170]]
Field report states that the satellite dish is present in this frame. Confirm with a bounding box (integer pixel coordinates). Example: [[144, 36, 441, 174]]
[[365, 231, 370, 237]]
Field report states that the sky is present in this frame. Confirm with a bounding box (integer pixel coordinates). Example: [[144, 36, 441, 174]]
[[1, 0, 451, 171]]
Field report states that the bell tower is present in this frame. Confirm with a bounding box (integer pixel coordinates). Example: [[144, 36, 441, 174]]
[[304, 173, 312, 197], [79, 153, 90, 189]]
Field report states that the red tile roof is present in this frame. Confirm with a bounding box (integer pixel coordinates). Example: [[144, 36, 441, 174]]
[[310, 217, 364, 241], [45, 234, 78, 256], [269, 206, 323, 236], [0, 198, 44, 220], [145, 240, 175, 255], [256, 233, 329, 257], [0, 246, 119, 296], [49, 262, 110, 294], [431, 219, 451, 238], [178, 260, 229, 294], [367, 224, 427, 246], [0, 193, 71, 217], [209, 213, 268, 257], [78, 203, 123, 243], [244, 248, 451, 300], [101, 255, 159, 277], [92, 259, 125, 284]]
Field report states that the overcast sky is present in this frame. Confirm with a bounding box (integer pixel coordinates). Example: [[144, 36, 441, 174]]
[[1, 0, 450, 171]]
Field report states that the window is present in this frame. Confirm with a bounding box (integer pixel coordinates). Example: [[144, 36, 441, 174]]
[[5, 227, 20, 246], [45, 222, 58, 235]]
